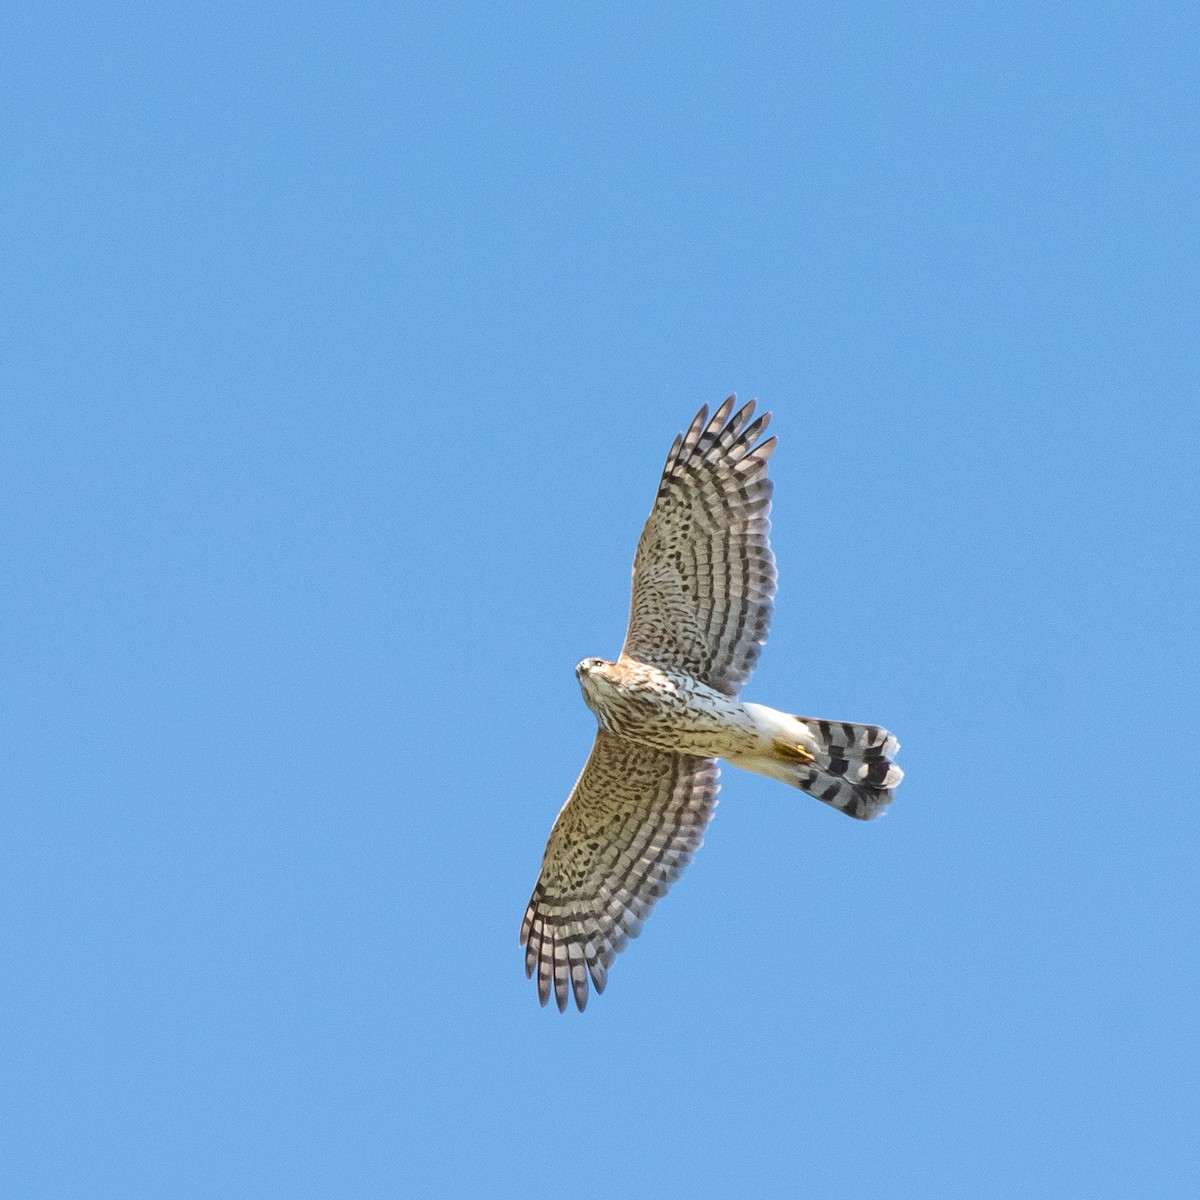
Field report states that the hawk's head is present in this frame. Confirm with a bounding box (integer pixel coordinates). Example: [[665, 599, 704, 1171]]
[[574, 657, 616, 719]]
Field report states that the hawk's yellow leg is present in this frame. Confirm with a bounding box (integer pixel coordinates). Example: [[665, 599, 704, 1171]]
[[772, 739, 814, 764]]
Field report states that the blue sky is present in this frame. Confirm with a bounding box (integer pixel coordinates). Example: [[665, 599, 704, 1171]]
[[5, 2, 1198, 1196]]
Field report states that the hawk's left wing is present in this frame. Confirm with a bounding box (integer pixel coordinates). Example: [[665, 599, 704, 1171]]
[[520, 730, 720, 1012], [620, 397, 777, 697]]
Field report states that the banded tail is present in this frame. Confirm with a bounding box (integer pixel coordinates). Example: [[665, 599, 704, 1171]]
[[739, 704, 903, 820], [787, 717, 902, 820]]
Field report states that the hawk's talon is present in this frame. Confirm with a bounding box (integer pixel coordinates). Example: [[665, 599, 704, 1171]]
[[773, 739, 815, 765]]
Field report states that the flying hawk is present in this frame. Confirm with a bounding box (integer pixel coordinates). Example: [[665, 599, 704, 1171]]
[[521, 397, 902, 1011]]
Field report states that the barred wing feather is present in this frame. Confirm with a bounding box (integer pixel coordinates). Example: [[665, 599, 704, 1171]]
[[520, 730, 720, 1012], [621, 397, 777, 697]]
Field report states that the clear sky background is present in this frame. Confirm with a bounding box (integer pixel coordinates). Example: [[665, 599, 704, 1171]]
[[4, 3, 1198, 1197]]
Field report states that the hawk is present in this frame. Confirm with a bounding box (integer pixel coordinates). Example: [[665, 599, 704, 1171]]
[[521, 397, 902, 1011]]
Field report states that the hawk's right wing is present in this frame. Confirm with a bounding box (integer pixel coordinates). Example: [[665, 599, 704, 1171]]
[[620, 397, 777, 697], [520, 730, 720, 1012]]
